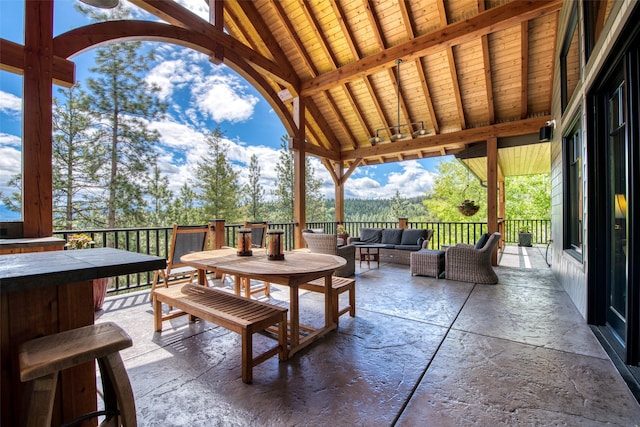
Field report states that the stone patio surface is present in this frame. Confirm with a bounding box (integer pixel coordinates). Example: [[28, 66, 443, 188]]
[[96, 245, 640, 426]]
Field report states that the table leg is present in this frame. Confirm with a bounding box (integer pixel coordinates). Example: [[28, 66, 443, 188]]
[[289, 286, 300, 349]]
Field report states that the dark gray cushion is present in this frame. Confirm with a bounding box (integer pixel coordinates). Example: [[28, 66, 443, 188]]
[[395, 244, 421, 251], [475, 233, 490, 249], [400, 229, 427, 245], [381, 229, 403, 245], [359, 228, 382, 243]]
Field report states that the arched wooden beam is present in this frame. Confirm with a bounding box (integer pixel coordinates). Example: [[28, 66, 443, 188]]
[[53, 20, 297, 90], [52, 20, 296, 136]]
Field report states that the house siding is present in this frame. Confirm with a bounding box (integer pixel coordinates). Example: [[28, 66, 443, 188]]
[[550, 1, 635, 320]]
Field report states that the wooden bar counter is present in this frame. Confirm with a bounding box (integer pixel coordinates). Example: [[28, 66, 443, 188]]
[[0, 247, 166, 426]]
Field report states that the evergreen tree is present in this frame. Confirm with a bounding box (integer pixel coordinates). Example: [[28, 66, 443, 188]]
[[147, 162, 173, 226], [51, 84, 104, 230], [272, 136, 326, 222], [390, 189, 410, 220], [273, 137, 295, 221], [79, 3, 167, 228], [244, 154, 265, 221], [168, 183, 202, 225], [195, 128, 241, 222], [0, 175, 21, 214]]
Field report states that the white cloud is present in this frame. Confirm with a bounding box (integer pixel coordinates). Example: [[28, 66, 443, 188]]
[[0, 133, 22, 199], [146, 59, 191, 100], [0, 91, 21, 116], [344, 161, 435, 200], [192, 74, 259, 123]]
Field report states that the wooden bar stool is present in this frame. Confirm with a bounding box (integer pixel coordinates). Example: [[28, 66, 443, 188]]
[[19, 322, 136, 427]]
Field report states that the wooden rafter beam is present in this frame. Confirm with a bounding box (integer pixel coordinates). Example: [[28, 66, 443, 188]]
[[323, 91, 358, 150], [208, 0, 224, 63], [341, 116, 551, 162], [301, 0, 562, 96], [126, 0, 298, 89], [0, 38, 75, 87], [343, 83, 372, 142]]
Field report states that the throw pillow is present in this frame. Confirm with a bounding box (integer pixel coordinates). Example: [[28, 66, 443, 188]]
[[400, 228, 426, 245], [474, 233, 490, 249], [381, 229, 403, 245], [360, 228, 382, 243]]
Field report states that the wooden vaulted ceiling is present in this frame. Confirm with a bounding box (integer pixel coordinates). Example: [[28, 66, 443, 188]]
[[214, 0, 560, 173], [122, 0, 561, 175]]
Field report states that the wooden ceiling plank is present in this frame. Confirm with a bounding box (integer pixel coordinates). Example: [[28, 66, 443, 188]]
[[343, 83, 372, 141], [437, 0, 466, 131], [127, 0, 298, 89], [234, 1, 295, 74], [414, 58, 439, 134], [269, 0, 318, 77], [323, 91, 358, 150], [520, 21, 529, 119], [398, 0, 415, 40], [298, 0, 338, 69], [364, 76, 391, 138], [301, 0, 562, 96], [363, 0, 386, 50], [329, 0, 361, 59]]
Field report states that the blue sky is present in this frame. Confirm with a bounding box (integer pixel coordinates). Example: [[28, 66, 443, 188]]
[[0, 0, 449, 221]]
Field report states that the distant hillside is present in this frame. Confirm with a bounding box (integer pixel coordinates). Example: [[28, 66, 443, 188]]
[[325, 196, 429, 222]]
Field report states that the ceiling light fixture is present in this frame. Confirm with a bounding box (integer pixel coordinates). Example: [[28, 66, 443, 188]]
[[369, 59, 430, 145], [79, 0, 119, 9]]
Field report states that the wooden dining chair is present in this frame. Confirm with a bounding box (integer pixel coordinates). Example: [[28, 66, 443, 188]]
[[151, 223, 212, 293]]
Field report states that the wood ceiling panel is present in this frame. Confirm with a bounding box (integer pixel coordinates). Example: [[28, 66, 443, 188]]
[[454, 39, 489, 127], [444, 0, 481, 23], [488, 25, 522, 122], [407, 0, 440, 35], [527, 14, 556, 115], [423, 50, 460, 133]]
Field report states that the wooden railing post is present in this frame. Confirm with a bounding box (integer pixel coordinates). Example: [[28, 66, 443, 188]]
[[209, 219, 226, 249], [398, 218, 408, 229]]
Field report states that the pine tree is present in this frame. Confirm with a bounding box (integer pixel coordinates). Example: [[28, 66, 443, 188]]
[[244, 154, 265, 221], [195, 128, 241, 222], [51, 84, 104, 230], [168, 183, 202, 225], [79, 3, 167, 228], [147, 162, 173, 226], [272, 135, 326, 222]]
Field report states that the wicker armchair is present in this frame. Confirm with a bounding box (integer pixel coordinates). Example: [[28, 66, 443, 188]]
[[302, 232, 355, 277], [444, 232, 501, 284]]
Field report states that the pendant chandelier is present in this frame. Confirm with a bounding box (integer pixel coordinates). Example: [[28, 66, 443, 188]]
[[369, 59, 430, 145], [79, 0, 119, 8]]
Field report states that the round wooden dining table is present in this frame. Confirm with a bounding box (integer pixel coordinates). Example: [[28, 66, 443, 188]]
[[181, 248, 346, 356]]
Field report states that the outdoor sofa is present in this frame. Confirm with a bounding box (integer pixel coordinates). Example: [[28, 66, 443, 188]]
[[347, 228, 434, 265]]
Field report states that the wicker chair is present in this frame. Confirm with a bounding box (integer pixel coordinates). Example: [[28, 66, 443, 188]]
[[444, 232, 501, 284], [302, 232, 355, 277]]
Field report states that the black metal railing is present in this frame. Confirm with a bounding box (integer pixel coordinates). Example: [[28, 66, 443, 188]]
[[53, 219, 549, 295]]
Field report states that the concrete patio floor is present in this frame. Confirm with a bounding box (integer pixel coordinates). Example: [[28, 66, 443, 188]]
[[97, 245, 640, 426]]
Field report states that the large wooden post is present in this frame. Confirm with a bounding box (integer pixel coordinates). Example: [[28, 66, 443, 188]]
[[22, 0, 54, 237], [487, 137, 499, 265], [292, 97, 306, 249]]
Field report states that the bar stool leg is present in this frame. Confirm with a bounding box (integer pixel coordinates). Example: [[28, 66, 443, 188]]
[[23, 372, 59, 427], [98, 352, 137, 427]]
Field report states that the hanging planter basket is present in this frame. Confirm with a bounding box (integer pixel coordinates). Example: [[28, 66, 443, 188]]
[[457, 200, 480, 216]]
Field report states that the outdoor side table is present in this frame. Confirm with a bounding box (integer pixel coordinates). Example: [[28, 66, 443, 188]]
[[410, 249, 445, 278]]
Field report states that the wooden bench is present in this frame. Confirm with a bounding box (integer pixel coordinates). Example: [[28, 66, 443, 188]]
[[299, 276, 356, 325], [153, 284, 288, 383]]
